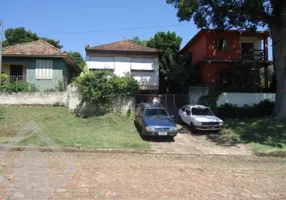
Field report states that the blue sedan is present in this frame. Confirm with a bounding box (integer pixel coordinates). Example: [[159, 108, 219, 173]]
[[134, 103, 178, 138]]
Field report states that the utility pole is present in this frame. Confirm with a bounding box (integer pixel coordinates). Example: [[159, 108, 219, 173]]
[[0, 20, 3, 90]]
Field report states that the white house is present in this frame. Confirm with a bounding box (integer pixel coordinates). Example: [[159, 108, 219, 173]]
[[85, 40, 160, 92]]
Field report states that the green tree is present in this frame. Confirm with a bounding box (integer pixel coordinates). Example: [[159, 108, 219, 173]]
[[167, 0, 286, 119], [130, 36, 149, 46], [66, 51, 85, 69], [147, 31, 190, 93], [3, 27, 63, 49]]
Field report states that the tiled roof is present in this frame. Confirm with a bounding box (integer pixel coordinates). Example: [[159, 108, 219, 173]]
[[86, 40, 159, 53], [3, 40, 67, 57]]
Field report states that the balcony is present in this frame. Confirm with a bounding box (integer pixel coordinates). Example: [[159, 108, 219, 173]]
[[240, 49, 265, 61]]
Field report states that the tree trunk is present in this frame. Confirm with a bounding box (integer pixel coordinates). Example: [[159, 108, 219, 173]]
[[272, 5, 286, 120]]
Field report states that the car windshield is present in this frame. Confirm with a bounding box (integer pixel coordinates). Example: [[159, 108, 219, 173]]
[[192, 107, 213, 116], [144, 108, 169, 118]]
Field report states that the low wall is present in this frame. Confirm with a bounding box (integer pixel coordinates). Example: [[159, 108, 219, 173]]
[[189, 89, 276, 107], [67, 85, 135, 117], [217, 93, 276, 107], [0, 92, 68, 106]]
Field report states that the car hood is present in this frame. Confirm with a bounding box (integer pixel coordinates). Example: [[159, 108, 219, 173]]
[[193, 115, 223, 123], [143, 117, 176, 127]]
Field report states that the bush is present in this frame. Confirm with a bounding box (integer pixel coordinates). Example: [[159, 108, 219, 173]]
[[5, 81, 37, 93], [1, 74, 8, 91], [55, 80, 66, 92], [73, 71, 139, 111], [217, 100, 274, 119]]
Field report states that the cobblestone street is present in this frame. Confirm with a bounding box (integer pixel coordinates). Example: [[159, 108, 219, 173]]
[[0, 151, 285, 199]]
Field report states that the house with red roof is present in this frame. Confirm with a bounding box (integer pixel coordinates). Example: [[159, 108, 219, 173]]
[[180, 29, 271, 92], [85, 40, 159, 93], [1, 40, 81, 91]]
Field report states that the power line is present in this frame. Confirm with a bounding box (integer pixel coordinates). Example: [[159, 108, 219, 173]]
[[39, 23, 191, 35]]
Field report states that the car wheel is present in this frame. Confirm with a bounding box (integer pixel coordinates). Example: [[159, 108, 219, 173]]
[[190, 122, 197, 133]]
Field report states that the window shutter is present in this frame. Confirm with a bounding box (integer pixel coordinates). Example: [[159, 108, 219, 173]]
[[36, 60, 53, 79]]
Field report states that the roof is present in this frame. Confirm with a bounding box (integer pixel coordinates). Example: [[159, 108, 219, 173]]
[[3, 40, 81, 72], [180, 29, 270, 54], [86, 40, 159, 54]]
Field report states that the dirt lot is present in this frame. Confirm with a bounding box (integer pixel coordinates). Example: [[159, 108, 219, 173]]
[[0, 151, 285, 199]]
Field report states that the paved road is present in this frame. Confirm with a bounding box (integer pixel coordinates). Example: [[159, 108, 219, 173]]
[[0, 151, 285, 199]]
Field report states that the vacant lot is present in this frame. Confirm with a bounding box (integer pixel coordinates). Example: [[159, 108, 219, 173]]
[[222, 118, 286, 153], [0, 107, 150, 150]]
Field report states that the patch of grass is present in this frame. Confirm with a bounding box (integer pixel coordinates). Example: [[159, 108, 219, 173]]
[[0, 107, 150, 150], [222, 118, 286, 153]]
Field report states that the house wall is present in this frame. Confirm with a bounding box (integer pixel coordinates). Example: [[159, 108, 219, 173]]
[[206, 31, 241, 60], [2, 57, 73, 91], [86, 53, 159, 90], [186, 33, 207, 64]]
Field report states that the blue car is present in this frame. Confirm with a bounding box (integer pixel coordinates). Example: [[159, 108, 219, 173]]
[[134, 103, 178, 138]]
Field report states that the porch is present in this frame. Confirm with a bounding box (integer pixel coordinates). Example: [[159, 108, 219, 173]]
[[2, 64, 27, 82]]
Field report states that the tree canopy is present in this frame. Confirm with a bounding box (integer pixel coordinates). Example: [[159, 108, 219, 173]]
[[130, 36, 149, 46], [66, 51, 85, 69], [3, 27, 63, 49], [167, 0, 286, 119], [147, 31, 191, 93]]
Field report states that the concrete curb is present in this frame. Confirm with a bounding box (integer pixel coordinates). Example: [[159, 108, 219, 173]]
[[0, 146, 285, 157], [255, 151, 286, 158], [0, 146, 154, 154]]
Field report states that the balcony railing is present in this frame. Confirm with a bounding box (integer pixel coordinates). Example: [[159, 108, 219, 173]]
[[240, 49, 265, 61]]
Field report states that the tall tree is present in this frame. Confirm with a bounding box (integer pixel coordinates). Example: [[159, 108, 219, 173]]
[[147, 31, 191, 93], [3, 27, 63, 49], [66, 51, 85, 68], [130, 36, 149, 46], [167, 0, 286, 120]]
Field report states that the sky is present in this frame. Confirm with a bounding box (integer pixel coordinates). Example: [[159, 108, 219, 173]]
[[0, 0, 272, 59]]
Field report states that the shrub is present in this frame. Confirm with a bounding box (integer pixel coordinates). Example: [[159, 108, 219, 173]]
[[55, 80, 66, 92], [73, 71, 139, 111], [1, 74, 8, 91], [5, 81, 37, 93], [217, 100, 275, 119], [44, 88, 57, 92]]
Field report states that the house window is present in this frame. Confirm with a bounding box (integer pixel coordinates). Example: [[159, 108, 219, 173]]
[[36, 60, 53, 79], [216, 39, 231, 51]]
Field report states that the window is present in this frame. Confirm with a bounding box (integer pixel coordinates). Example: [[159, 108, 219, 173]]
[[131, 58, 155, 71], [36, 60, 53, 79], [180, 106, 186, 112], [191, 108, 214, 116], [144, 108, 169, 118], [216, 39, 231, 51]]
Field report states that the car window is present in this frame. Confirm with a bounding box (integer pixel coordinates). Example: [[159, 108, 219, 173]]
[[181, 106, 186, 112], [144, 108, 169, 118], [191, 107, 213, 116]]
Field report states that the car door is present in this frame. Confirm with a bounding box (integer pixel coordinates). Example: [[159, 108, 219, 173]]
[[184, 107, 192, 125]]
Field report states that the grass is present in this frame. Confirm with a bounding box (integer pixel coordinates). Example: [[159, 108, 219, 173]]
[[0, 107, 150, 150], [222, 118, 286, 153]]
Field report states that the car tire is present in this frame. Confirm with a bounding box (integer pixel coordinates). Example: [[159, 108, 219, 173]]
[[190, 122, 197, 133]]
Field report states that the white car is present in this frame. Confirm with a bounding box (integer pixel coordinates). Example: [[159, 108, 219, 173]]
[[178, 105, 223, 131]]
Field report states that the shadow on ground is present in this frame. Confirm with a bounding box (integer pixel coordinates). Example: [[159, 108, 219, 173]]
[[222, 118, 286, 148], [177, 122, 239, 147]]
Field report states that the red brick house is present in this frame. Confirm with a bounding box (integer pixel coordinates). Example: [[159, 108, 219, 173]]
[[180, 29, 271, 92]]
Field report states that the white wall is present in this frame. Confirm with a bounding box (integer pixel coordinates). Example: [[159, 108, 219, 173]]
[[0, 92, 68, 106], [217, 93, 275, 107], [189, 89, 275, 107], [86, 55, 159, 89]]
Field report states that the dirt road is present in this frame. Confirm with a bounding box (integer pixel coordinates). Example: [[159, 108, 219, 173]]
[[0, 151, 285, 199]]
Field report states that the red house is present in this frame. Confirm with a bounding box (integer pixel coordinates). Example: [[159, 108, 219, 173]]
[[180, 29, 271, 92]]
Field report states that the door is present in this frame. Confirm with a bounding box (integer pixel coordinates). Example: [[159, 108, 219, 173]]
[[10, 65, 23, 81], [241, 43, 254, 59]]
